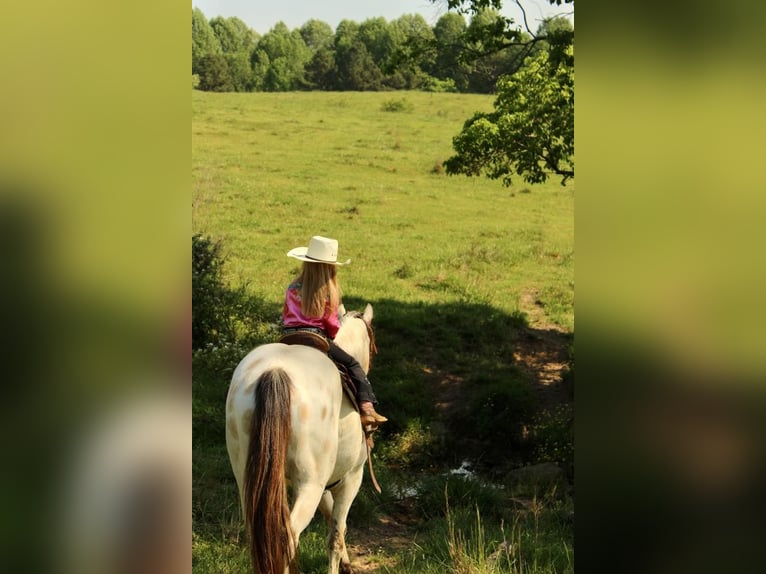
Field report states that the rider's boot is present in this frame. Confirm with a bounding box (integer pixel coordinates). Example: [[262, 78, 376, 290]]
[[360, 401, 387, 426]]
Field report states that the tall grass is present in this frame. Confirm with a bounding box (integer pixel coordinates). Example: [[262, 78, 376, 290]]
[[381, 483, 573, 574]]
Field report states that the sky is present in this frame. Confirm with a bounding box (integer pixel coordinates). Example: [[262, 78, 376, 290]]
[[192, 0, 573, 35]]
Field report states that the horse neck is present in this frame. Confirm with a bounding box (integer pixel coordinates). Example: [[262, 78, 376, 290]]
[[334, 320, 369, 372]]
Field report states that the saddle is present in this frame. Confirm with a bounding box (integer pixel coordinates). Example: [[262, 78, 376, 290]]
[[279, 330, 359, 410], [279, 330, 330, 353], [278, 330, 383, 493]]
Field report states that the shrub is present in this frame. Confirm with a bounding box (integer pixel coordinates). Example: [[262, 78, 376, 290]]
[[421, 76, 458, 93], [529, 403, 574, 476], [380, 98, 413, 113], [192, 233, 269, 354], [466, 374, 536, 450]]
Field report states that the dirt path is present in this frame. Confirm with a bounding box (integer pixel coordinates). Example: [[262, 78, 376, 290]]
[[346, 512, 420, 573]]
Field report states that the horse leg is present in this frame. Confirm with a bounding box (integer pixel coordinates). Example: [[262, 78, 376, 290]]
[[327, 466, 364, 574], [318, 490, 334, 526], [288, 483, 326, 572]]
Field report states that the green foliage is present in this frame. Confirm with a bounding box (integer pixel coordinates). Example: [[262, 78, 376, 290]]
[[192, 8, 222, 75], [207, 16, 258, 92], [197, 54, 234, 92], [433, 12, 471, 91], [422, 76, 459, 93], [223, 52, 253, 92], [191, 6, 573, 96], [529, 403, 574, 474], [251, 22, 311, 91], [446, 45, 574, 185], [210, 16, 257, 55], [299, 19, 334, 52], [463, 373, 536, 449], [380, 97, 413, 112], [192, 74, 200, 89], [417, 474, 508, 521], [334, 19, 384, 90], [191, 233, 270, 362], [378, 418, 439, 468], [304, 46, 337, 89], [388, 14, 438, 88]]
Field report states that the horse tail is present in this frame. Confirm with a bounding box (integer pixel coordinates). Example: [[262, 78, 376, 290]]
[[244, 367, 295, 574]]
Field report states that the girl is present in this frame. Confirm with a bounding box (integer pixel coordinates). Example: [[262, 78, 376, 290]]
[[282, 236, 387, 427]]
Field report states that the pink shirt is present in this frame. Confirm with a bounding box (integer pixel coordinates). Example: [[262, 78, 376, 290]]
[[281, 282, 340, 339]]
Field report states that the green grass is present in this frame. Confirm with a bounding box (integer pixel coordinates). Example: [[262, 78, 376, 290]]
[[193, 90, 573, 573], [192, 90, 573, 330]]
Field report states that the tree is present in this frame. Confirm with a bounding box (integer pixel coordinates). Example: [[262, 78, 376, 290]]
[[464, 9, 532, 93], [251, 22, 311, 91], [444, 43, 574, 185], [300, 20, 337, 89], [300, 19, 334, 52], [192, 8, 222, 75], [209, 16, 258, 55], [333, 20, 383, 91], [433, 12, 471, 91], [197, 53, 234, 92], [225, 52, 253, 92], [388, 14, 437, 89], [358, 17, 396, 68], [209, 16, 259, 91], [436, 0, 574, 184], [305, 46, 337, 89]]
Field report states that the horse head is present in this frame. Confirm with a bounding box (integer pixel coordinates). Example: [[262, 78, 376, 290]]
[[336, 304, 376, 373]]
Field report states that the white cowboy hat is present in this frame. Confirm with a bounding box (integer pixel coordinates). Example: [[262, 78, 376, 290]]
[[287, 236, 351, 265]]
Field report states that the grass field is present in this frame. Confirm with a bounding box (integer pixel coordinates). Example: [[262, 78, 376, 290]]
[[193, 90, 573, 329], [193, 89, 574, 573]]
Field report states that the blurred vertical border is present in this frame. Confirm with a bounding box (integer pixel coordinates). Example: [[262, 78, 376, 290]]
[[577, 1, 766, 572], [0, 1, 189, 572]]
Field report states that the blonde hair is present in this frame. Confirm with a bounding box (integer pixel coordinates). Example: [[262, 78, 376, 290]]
[[298, 262, 340, 318]]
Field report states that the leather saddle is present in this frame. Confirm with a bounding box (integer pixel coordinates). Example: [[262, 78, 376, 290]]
[[279, 330, 330, 353], [278, 331, 356, 399]]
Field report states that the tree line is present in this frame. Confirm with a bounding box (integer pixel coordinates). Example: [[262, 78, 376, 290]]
[[192, 7, 571, 94]]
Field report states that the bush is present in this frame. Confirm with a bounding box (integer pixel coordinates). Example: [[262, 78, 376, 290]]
[[421, 76, 458, 93], [380, 97, 413, 113], [529, 403, 574, 476], [192, 233, 268, 353], [465, 373, 536, 450]]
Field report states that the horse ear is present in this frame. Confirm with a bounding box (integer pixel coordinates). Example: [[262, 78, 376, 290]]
[[363, 303, 373, 323]]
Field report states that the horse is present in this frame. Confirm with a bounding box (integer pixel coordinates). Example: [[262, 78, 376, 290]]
[[225, 304, 376, 574]]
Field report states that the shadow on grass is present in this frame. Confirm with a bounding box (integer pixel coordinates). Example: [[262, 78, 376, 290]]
[[339, 296, 573, 474], [193, 295, 573, 468]]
